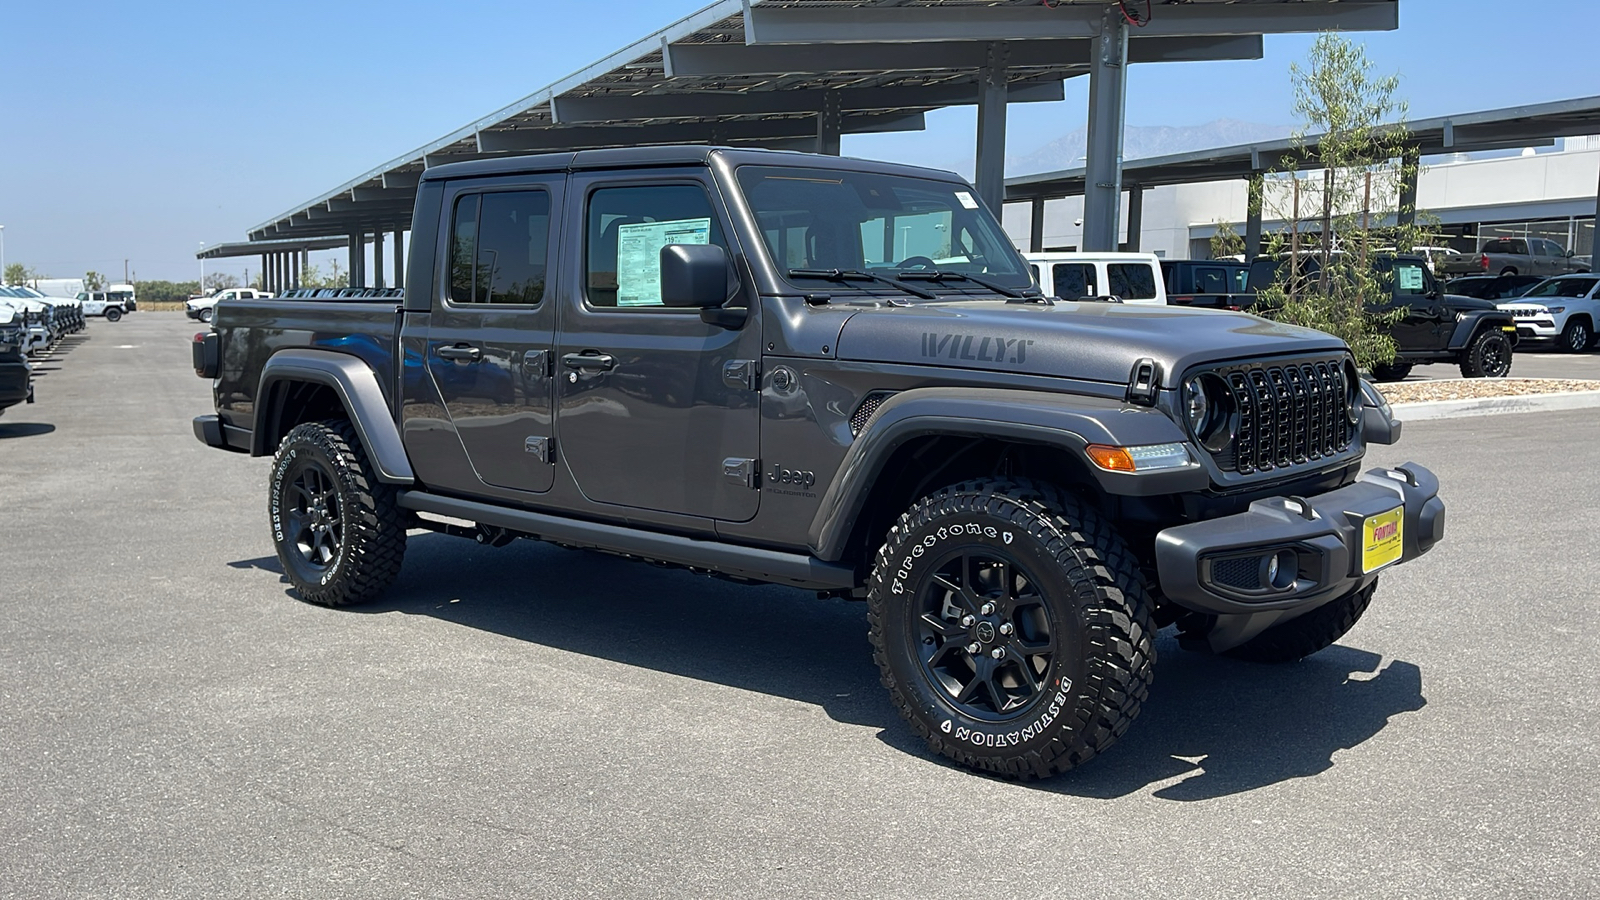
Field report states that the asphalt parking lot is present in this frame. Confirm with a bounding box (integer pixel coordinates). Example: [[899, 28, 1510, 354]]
[[1407, 340, 1600, 381], [2, 314, 1597, 899]]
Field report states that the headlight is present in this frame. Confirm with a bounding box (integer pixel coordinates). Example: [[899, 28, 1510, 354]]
[[1548, 306, 1566, 314], [1184, 373, 1235, 451]]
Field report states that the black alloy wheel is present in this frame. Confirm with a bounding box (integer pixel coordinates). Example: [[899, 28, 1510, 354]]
[[914, 549, 1058, 722], [1460, 328, 1513, 378], [282, 460, 344, 575]]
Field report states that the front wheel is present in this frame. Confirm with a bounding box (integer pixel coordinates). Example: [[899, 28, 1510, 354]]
[[868, 478, 1155, 779], [1559, 319, 1592, 353], [103, 307, 122, 323], [269, 419, 406, 606], [199, 308, 213, 323], [1460, 328, 1513, 377], [1369, 361, 1413, 382]]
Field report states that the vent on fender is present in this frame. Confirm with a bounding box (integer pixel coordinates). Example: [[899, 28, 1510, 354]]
[[849, 391, 898, 437]]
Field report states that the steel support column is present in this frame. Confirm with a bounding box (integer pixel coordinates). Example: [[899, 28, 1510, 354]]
[[1592, 160, 1599, 256], [1397, 147, 1420, 228], [291, 251, 300, 289], [1030, 197, 1046, 253], [261, 254, 268, 291], [1082, 7, 1129, 252], [816, 92, 842, 156], [393, 230, 405, 290], [348, 234, 361, 287], [974, 42, 1010, 213], [1125, 184, 1144, 251], [374, 232, 385, 290], [1246, 173, 1264, 259]]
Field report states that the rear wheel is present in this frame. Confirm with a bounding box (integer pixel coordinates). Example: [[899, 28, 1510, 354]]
[[269, 419, 406, 606], [1459, 328, 1513, 377], [1559, 318, 1592, 353], [1499, 267, 1518, 276], [1369, 361, 1413, 382], [103, 307, 122, 323], [868, 478, 1155, 779]]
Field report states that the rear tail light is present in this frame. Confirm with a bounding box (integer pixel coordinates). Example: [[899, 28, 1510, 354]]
[[192, 332, 220, 378], [1480, 254, 1490, 271]]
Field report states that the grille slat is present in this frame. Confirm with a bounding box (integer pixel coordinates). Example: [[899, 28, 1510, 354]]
[[1207, 356, 1356, 475]]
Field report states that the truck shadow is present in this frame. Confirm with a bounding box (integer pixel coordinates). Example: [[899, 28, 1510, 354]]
[[0, 422, 56, 439], [232, 534, 1426, 798]]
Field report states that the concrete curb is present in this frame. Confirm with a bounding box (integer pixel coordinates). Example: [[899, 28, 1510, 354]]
[[1391, 388, 1600, 421]]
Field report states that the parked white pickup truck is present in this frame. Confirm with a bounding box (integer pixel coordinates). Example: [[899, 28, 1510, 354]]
[[186, 288, 274, 323]]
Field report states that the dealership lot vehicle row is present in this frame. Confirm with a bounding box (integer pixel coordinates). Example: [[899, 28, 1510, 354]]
[[0, 314, 1596, 898]]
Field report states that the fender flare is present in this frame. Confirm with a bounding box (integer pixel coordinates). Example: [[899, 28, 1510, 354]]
[[1446, 309, 1515, 350], [253, 348, 414, 484], [807, 387, 1204, 561]]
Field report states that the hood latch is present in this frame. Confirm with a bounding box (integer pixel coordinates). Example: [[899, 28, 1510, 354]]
[[1126, 358, 1161, 406]]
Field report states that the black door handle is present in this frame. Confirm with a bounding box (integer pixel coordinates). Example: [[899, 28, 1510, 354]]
[[437, 344, 482, 362], [562, 352, 616, 371]]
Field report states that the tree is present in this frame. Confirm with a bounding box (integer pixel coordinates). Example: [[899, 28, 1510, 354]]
[[84, 271, 107, 291], [4, 263, 30, 286], [1209, 220, 1245, 260], [132, 280, 202, 303], [297, 260, 349, 289], [203, 272, 240, 293], [1253, 32, 1424, 371]]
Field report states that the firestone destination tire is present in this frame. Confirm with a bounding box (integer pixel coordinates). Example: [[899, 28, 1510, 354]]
[[868, 478, 1155, 779], [269, 419, 406, 606]]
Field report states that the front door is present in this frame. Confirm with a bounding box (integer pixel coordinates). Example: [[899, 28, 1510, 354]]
[[423, 177, 562, 493], [1385, 259, 1451, 352], [553, 174, 761, 522]]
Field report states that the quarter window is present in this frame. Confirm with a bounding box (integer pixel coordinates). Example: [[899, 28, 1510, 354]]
[[585, 184, 722, 309], [448, 190, 550, 305], [1108, 263, 1157, 300]]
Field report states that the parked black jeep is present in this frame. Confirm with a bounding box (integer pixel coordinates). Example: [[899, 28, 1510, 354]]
[[194, 147, 1445, 778], [1246, 253, 1518, 381]]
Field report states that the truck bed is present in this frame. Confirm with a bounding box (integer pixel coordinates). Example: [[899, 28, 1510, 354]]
[[212, 297, 403, 434]]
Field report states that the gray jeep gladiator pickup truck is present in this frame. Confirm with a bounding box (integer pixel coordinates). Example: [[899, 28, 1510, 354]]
[[193, 146, 1445, 778]]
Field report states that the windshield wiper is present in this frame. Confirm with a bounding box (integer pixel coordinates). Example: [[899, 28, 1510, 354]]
[[787, 268, 938, 300], [895, 269, 1033, 300]]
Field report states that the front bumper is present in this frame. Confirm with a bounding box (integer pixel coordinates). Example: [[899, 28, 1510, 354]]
[[0, 360, 31, 409], [185, 307, 202, 319], [1154, 463, 1444, 616]]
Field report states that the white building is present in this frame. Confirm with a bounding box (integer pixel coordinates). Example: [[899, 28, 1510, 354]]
[[1004, 138, 1600, 262]]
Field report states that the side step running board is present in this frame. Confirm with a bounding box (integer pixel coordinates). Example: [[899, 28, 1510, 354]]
[[397, 491, 857, 592]]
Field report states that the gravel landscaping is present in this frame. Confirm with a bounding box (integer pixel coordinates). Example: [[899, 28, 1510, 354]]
[[1377, 378, 1600, 404]]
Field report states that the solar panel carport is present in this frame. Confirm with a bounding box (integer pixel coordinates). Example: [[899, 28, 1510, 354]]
[[206, 0, 1400, 290], [1004, 94, 1600, 257]]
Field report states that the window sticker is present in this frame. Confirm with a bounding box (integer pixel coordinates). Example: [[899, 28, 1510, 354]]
[[1397, 266, 1424, 292], [615, 217, 711, 307], [954, 191, 980, 210]]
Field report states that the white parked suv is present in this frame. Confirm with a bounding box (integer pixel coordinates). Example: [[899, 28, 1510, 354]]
[[1498, 273, 1600, 353], [1022, 252, 1168, 305], [76, 291, 127, 321], [186, 288, 273, 323]]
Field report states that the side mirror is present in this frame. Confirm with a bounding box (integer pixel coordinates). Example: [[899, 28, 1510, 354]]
[[660, 244, 731, 309], [1567, 249, 1576, 258]]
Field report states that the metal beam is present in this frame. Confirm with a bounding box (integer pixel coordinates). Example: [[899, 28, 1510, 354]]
[[393, 230, 405, 291], [1246, 173, 1264, 259], [1081, 7, 1128, 253], [1030, 197, 1046, 254], [974, 43, 1009, 212], [551, 77, 1064, 123], [816, 92, 842, 156], [474, 112, 924, 153], [381, 170, 422, 189], [663, 34, 1260, 77], [351, 186, 414, 203], [742, 3, 1396, 45], [374, 232, 385, 290]]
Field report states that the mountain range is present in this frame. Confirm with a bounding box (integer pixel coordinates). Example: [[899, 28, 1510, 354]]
[[1006, 119, 1294, 176]]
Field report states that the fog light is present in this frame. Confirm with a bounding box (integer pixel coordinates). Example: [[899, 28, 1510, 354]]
[[1261, 550, 1298, 591]]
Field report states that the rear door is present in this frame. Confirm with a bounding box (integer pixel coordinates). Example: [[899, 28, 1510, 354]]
[[1051, 263, 1097, 300], [552, 171, 761, 522], [423, 176, 563, 493], [1107, 261, 1162, 304]]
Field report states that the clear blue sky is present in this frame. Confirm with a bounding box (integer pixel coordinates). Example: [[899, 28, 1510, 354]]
[[1, 0, 1594, 283]]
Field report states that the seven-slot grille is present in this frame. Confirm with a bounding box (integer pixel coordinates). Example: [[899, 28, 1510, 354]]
[[1209, 357, 1356, 475]]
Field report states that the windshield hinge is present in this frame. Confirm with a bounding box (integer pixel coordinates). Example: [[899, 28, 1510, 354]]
[[1126, 358, 1161, 406], [723, 359, 760, 392]]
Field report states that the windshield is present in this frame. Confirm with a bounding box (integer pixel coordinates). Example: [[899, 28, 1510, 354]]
[[1524, 277, 1597, 299], [736, 165, 1030, 294]]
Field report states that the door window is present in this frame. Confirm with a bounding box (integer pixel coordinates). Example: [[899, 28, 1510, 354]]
[[1394, 262, 1429, 297], [1052, 263, 1096, 300], [448, 190, 551, 305], [1108, 263, 1158, 300], [585, 184, 722, 309], [1195, 266, 1230, 294]]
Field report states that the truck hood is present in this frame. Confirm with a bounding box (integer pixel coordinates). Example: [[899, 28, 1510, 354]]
[[1442, 293, 1498, 312], [835, 300, 1349, 388]]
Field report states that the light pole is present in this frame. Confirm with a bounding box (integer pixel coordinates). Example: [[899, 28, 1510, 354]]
[[198, 242, 205, 295], [1, 225, 7, 283]]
